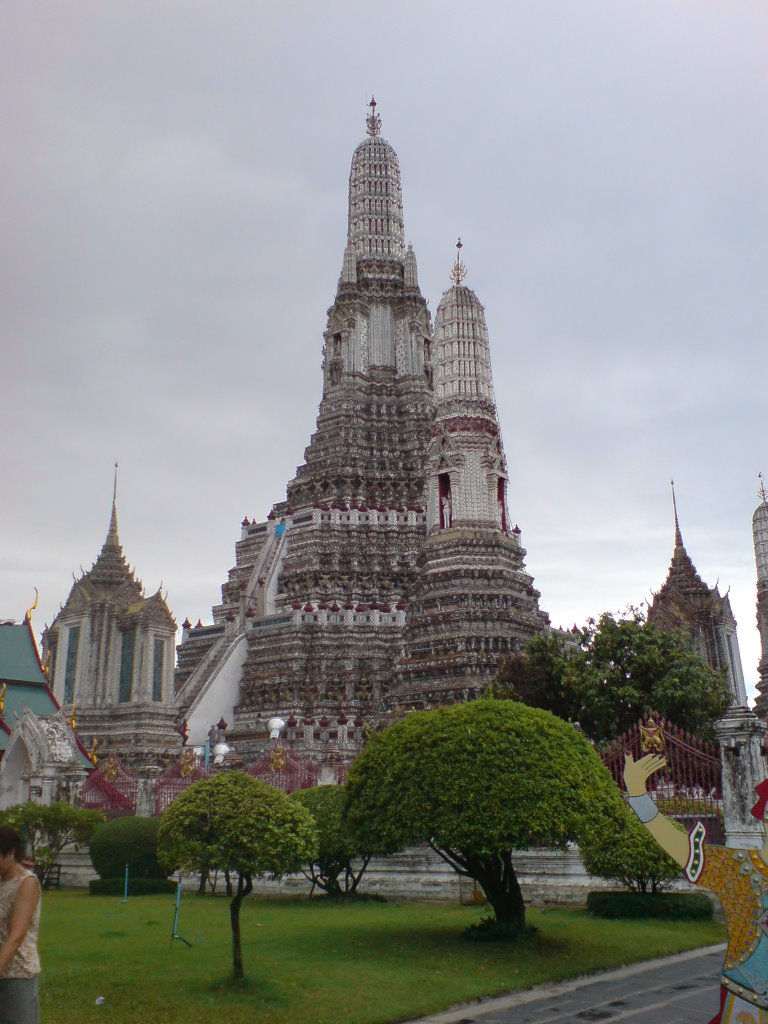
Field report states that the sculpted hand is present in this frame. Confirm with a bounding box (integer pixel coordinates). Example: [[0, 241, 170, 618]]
[[623, 752, 667, 797]]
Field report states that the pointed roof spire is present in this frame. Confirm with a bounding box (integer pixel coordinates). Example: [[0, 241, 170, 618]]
[[366, 95, 381, 137], [450, 237, 468, 286], [759, 471, 768, 506], [86, 465, 131, 586], [106, 461, 120, 548], [655, 480, 710, 598], [671, 479, 683, 548]]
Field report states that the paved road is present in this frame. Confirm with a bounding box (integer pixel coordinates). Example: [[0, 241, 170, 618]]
[[409, 944, 726, 1024]]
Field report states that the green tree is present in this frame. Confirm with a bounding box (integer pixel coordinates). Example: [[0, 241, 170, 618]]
[[158, 772, 317, 980], [489, 631, 576, 719], [494, 611, 731, 743], [581, 802, 683, 894], [345, 699, 624, 937], [0, 802, 105, 886], [291, 785, 370, 897]]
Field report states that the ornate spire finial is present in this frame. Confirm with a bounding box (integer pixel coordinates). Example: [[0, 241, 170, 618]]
[[113, 461, 118, 506], [759, 472, 768, 505], [451, 237, 467, 286], [671, 479, 683, 548], [366, 96, 381, 137]]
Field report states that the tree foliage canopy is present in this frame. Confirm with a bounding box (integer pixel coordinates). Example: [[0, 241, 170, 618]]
[[1, 802, 105, 885], [345, 699, 624, 933], [290, 785, 370, 897], [493, 611, 731, 743], [158, 772, 317, 881]]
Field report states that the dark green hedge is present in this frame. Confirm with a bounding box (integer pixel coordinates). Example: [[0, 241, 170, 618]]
[[89, 877, 177, 896], [586, 890, 713, 920], [89, 816, 165, 880]]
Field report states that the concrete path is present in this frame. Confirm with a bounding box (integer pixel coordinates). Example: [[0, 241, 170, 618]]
[[408, 944, 726, 1024]]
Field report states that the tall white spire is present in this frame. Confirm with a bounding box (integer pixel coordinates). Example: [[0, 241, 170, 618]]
[[433, 243, 496, 408], [427, 244, 509, 531], [754, 473, 768, 584], [346, 98, 405, 260]]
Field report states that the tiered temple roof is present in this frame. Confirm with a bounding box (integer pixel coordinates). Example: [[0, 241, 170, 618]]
[[648, 486, 746, 705]]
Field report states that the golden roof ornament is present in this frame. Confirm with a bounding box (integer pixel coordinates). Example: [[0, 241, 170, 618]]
[[0, 682, 6, 716], [365, 96, 381, 137], [451, 237, 467, 286], [24, 588, 39, 625], [639, 715, 665, 754], [89, 738, 99, 766], [66, 704, 77, 731]]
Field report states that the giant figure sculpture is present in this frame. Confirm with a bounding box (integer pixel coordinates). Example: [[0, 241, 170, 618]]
[[625, 752, 768, 1024]]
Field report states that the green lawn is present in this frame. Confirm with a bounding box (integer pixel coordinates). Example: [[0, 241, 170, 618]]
[[41, 893, 724, 1024]]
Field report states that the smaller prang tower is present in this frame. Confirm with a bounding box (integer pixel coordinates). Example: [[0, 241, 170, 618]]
[[391, 243, 549, 709], [648, 482, 747, 706], [752, 475, 768, 717], [42, 473, 179, 766]]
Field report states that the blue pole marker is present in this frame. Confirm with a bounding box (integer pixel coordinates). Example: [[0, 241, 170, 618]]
[[121, 863, 129, 903], [170, 877, 192, 948]]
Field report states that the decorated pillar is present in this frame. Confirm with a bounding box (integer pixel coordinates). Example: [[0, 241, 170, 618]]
[[714, 704, 767, 848]]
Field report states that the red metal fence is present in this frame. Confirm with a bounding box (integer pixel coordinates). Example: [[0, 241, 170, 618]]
[[154, 752, 212, 816], [246, 744, 318, 793], [79, 757, 138, 817], [600, 712, 723, 844]]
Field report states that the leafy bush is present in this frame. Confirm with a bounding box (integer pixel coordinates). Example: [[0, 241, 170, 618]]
[[581, 802, 683, 894], [88, 877, 177, 896], [290, 785, 370, 897], [89, 816, 166, 880], [587, 891, 712, 920]]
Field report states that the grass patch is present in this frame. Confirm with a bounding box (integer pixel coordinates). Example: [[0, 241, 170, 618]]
[[40, 892, 724, 1024]]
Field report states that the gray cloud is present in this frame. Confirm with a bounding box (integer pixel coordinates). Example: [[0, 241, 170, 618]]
[[2, 0, 765, 694]]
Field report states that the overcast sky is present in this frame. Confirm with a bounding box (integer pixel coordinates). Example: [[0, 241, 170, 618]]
[[2, 2, 766, 700]]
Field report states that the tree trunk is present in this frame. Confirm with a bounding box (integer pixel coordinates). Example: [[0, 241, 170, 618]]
[[197, 868, 208, 895], [229, 873, 253, 980], [468, 851, 526, 933]]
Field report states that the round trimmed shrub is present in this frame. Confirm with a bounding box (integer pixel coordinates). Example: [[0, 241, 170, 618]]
[[89, 816, 166, 880]]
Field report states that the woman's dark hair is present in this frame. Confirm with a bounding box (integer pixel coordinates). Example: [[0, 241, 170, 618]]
[[0, 826, 23, 861]]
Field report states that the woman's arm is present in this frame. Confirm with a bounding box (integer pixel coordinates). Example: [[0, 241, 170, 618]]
[[0, 876, 39, 975]]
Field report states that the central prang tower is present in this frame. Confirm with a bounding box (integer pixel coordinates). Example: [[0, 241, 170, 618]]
[[174, 102, 437, 762], [173, 104, 549, 771]]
